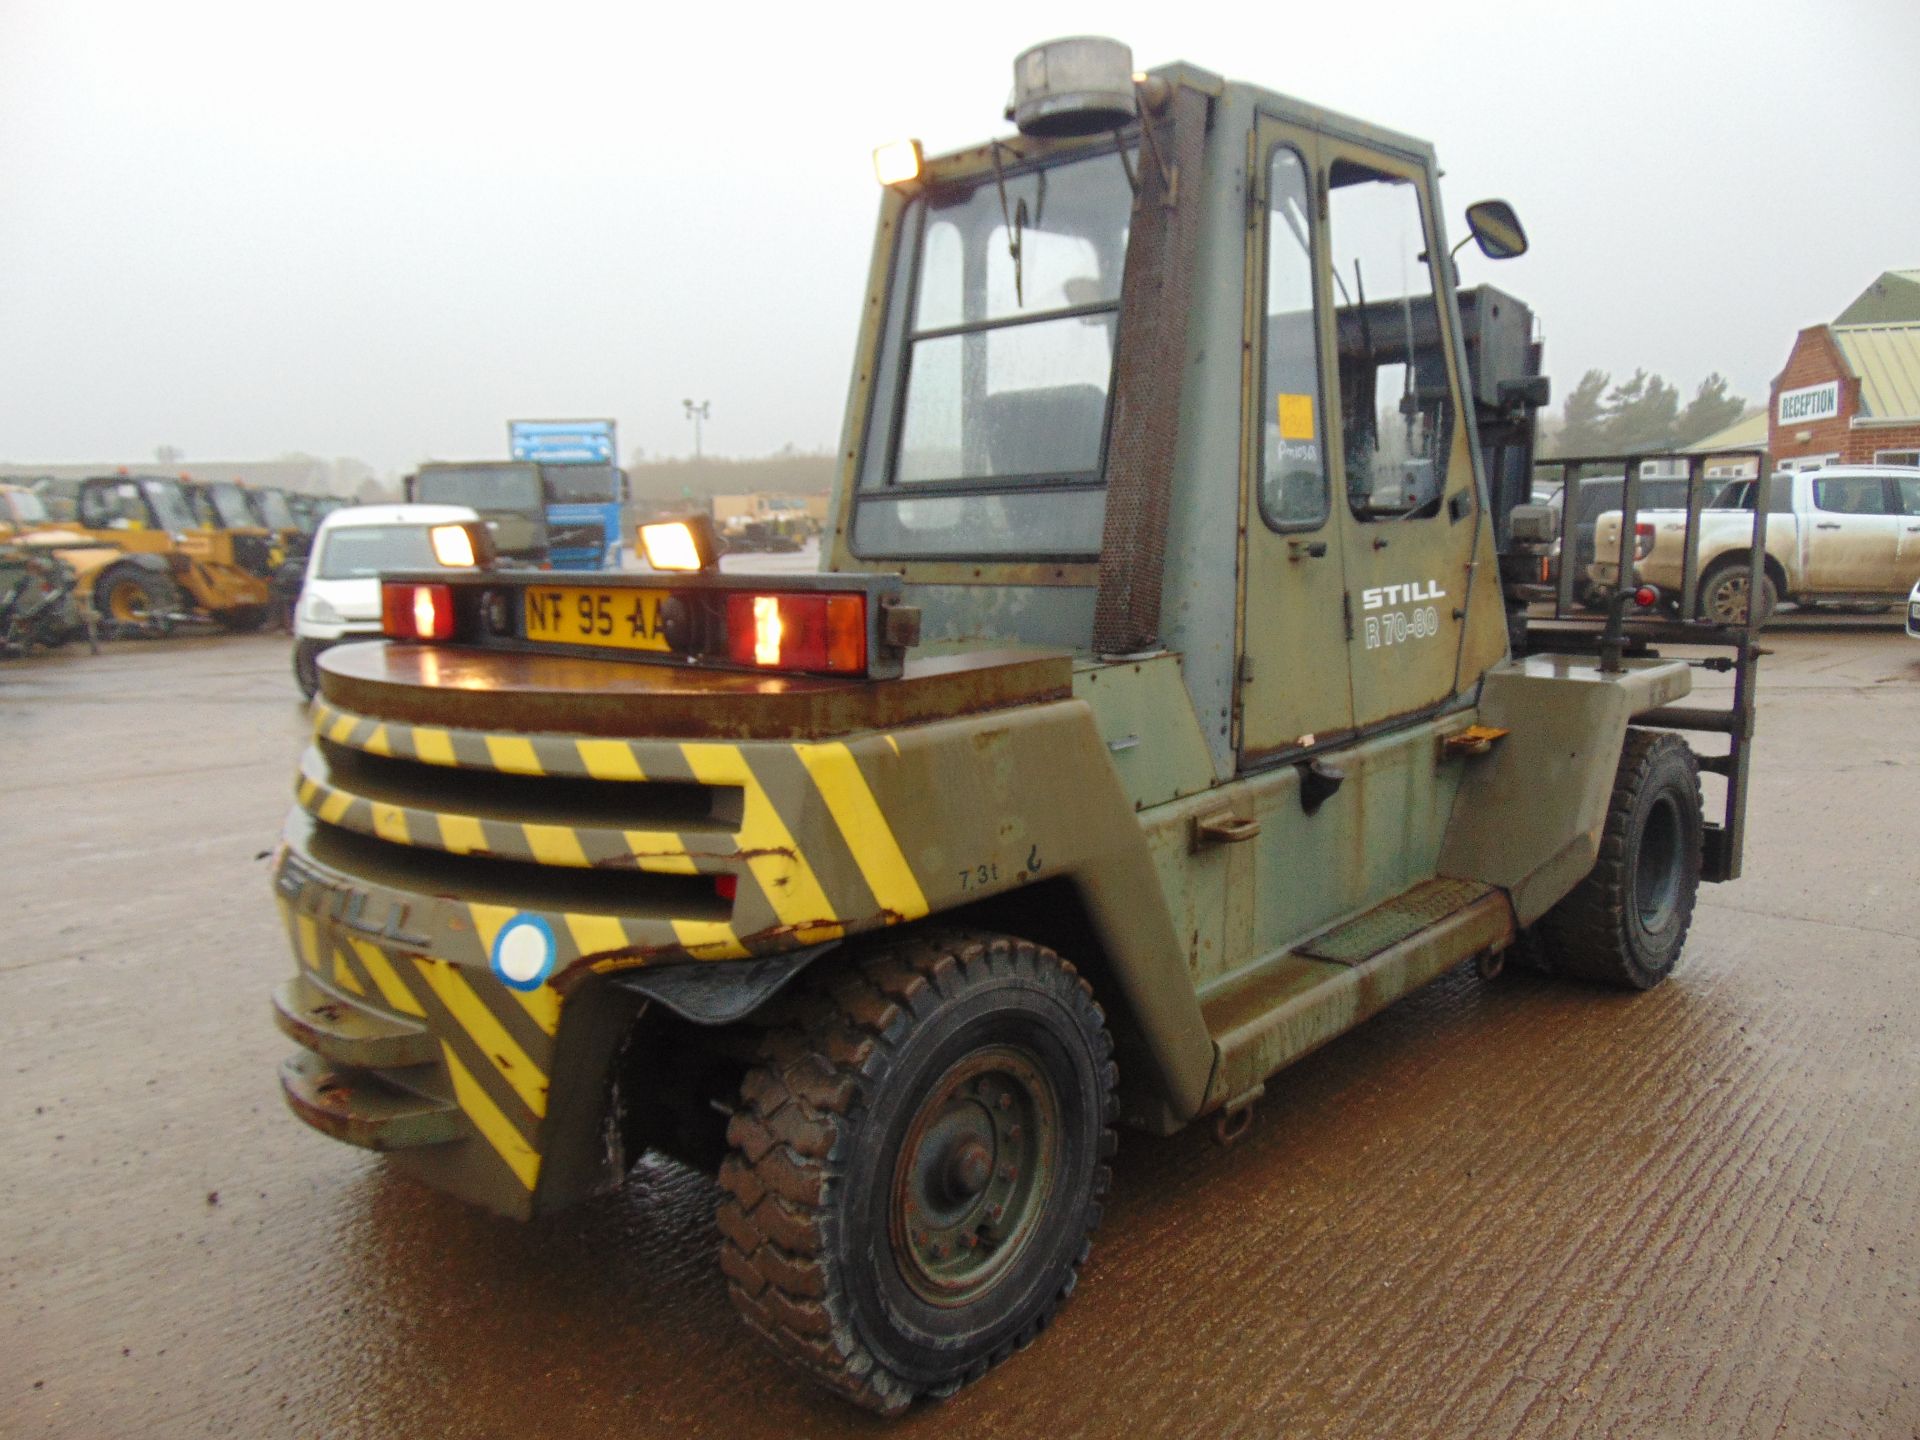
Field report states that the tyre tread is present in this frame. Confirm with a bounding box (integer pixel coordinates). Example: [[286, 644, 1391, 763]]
[[715, 930, 1116, 1414], [1537, 728, 1701, 987]]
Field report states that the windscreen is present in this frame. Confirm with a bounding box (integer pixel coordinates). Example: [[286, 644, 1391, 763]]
[[143, 481, 198, 532], [5, 490, 50, 524], [316, 525, 439, 579], [854, 143, 1135, 559], [254, 490, 297, 530], [541, 463, 619, 503], [206, 484, 256, 529], [414, 465, 542, 512]]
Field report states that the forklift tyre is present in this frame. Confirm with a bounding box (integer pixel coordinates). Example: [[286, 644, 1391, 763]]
[[716, 930, 1116, 1414], [94, 567, 175, 635], [1537, 729, 1702, 990], [215, 604, 270, 634]]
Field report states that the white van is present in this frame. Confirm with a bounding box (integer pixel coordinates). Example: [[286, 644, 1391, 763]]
[[292, 503, 480, 698]]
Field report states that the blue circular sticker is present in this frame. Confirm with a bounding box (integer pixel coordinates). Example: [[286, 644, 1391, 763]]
[[490, 914, 557, 991]]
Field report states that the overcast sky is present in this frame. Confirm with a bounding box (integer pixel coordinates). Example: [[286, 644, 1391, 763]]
[[3, 0, 1916, 475]]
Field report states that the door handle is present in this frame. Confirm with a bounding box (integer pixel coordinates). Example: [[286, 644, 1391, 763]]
[[1192, 811, 1261, 848], [1815, 522, 1842, 530], [1287, 539, 1328, 560]]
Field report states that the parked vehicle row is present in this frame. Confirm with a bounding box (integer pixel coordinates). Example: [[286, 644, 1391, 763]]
[[1592, 465, 1920, 624], [0, 475, 351, 638]]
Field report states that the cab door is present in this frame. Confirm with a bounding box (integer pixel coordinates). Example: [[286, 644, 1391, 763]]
[[1806, 473, 1901, 592], [1895, 474, 1920, 578], [1237, 120, 1355, 760], [1319, 140, 1478, 729]]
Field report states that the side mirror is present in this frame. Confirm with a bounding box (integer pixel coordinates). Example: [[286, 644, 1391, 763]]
[[1465, 199, 1528, 260]]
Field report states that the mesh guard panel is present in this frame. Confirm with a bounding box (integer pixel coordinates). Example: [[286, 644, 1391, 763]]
[[1091, 86, 1212, 657]]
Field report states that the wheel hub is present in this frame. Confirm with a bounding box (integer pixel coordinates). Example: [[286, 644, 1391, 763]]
[[890, 1045, 1058, 1307]]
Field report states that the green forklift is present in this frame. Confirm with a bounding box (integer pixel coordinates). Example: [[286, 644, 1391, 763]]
[[267, 37, 1763, 1413]]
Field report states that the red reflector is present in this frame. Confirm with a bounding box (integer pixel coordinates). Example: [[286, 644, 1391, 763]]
[[1634, 586, 1658, 608], [724, 592, 867, 674], [714, 874, 738, 902], [381, 582, 454, 641]]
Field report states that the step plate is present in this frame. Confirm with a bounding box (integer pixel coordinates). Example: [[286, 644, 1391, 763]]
[[1299, 878, 1494, 965]]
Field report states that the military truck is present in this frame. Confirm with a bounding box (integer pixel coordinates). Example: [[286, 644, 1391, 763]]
[[406, 461, 551, 565], [269, 39, 1763, 1414]]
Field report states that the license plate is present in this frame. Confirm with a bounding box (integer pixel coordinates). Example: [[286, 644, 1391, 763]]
[[523, 586, 671, 653]]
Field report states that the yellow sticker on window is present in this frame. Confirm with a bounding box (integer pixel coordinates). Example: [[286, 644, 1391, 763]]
[[1277, 393, 1315, 441]]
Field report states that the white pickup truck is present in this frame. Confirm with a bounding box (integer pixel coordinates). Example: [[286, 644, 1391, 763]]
[[1593, 465, 1920, 623]]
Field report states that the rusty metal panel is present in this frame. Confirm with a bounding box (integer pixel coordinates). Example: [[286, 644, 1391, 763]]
[[1203, 889, 1515, 1109], [1070, 654, 1217, 810], [318, 640, 1072, 740], [1436, 655, 1692, 924], [1298, 877, 1492, 964]]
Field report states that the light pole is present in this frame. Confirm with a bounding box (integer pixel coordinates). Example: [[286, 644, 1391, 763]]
[[682, 399, 711, 459]]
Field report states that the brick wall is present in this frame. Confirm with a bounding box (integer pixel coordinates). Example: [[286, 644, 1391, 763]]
[[1769, 326, 1857, 464], [1841, 423, 1920, 464], [1769, 324, 1920, 465]]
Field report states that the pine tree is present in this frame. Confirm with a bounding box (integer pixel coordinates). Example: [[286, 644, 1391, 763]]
[[1673, 374, 1747, 448], [1602, 370, 1680, 450], [1553, 369, 1610, 457]]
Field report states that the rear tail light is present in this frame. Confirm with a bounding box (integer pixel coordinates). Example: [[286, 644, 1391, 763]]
[[382, 582, 455, 641], [1633, 522, 1656, 560], [725, 592, 866, 674]]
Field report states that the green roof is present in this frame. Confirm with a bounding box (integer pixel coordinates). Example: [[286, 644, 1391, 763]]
[[1833, 325, 1920, 422], [1683, 410, 1769, 454], [1835, 270, 1920, 326]]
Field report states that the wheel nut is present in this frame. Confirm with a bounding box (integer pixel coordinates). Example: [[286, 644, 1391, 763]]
[[997, 1092, 1013, 1110], [988, 1203, 1004, 1221]]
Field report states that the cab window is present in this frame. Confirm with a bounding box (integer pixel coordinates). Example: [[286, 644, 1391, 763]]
[[1812, 476, 1890, 515], [853, 144, 1134, 559], [1258, 146, 1327, 532], [1327, 160, 1453, 521]]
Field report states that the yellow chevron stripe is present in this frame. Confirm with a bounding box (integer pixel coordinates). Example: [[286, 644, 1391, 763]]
[[468, 903, 514, 957], [296, 777, 319, 808], [442, 1042, 540, 1191], [577, 739, 645, 781], [564, 912, 630, 961], [485, 735, 542, 776], [317, 788, 353, 825], [370, 802, 410, 846], [414, 727, 457, 766], [682, 743, 840, 943], [326, 712, 356, 744], [412, 958, 548, 1118], [796, 742, 929, 922], [349, 939, 426, 1018], [524, 823, 589, 867], [295, 913, 321, 970], [625, 830, 697, 875], [363, 724, 393, 757], [437, 812, 487, 856], [511, 984, 562, 1036], [670, 918, 751, 960], [311, 702, 334, 737], [330, 947, 367, 996]]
